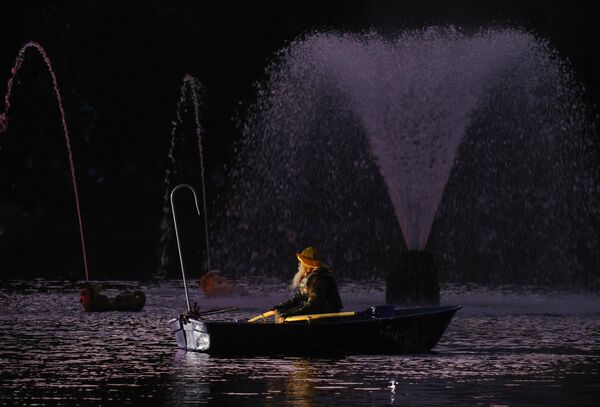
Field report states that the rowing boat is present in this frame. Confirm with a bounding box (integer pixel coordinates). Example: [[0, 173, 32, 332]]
[[168, 305, 461, 356], [166, 184, 460, 356]]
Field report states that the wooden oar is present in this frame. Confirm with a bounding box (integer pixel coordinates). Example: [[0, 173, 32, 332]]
[[283, 311, 357, 323], [247, 310, 358, 323], [247, 310, 276, 323]]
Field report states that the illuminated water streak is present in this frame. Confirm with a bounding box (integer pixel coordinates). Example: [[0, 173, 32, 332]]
[[158, 74, 210, 278], [0, 41, 90, 280]]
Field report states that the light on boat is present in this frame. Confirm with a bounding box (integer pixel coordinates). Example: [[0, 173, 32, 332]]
[[169, 317, 210, 351]]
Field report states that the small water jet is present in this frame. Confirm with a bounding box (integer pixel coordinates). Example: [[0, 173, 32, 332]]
[[217, 28, 599, 298], [157, 74, 211, 279], [0, 41, 90, 281]]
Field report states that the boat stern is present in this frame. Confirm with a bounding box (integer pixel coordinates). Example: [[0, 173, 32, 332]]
[[168, 316, 210, 351]]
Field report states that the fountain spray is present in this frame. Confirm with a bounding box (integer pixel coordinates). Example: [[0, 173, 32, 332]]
[[158, 74, 210, 278]]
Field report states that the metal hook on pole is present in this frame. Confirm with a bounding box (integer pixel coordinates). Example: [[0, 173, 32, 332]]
[[170, 184, 201, 312]]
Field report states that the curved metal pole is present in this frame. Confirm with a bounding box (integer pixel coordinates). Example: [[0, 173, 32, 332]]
[[170, 184, 201, 312]]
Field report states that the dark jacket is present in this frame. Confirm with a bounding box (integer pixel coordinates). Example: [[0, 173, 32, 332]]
[[274, 267, 343, 318]]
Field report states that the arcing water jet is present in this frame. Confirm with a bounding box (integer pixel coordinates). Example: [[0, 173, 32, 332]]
[[0, 41, 90, 281]]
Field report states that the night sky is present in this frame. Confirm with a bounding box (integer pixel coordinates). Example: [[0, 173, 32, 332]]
[[1, 1, 599, 280]]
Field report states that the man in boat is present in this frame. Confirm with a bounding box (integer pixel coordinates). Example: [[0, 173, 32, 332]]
[[272, 246, 343, 321]]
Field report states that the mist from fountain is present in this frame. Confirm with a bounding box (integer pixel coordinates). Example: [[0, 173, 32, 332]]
[[157, 74, 210, 279], [0, 41, 90, 281], [215, 28, 599, 287]]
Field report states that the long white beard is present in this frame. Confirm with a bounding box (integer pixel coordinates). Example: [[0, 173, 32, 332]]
[[291, 263, 306, 289]]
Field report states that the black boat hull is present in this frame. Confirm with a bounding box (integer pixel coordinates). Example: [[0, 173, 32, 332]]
[[81, 291, 146, 312], [169, 305, 461, 356]]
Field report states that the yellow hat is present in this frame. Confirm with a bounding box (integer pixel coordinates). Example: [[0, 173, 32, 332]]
[[296, 246, 321, 268]]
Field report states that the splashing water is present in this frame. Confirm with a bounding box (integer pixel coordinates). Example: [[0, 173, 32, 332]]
[[0, 41, 90, 281], [216, 28, 599, 286], [157, 74, 210, 278], [312, 30, 539, 249]]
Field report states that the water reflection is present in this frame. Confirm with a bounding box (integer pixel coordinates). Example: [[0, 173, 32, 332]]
[[282, 359, 317, 407], [169, 351, 211, 405], [1, 280, 599, 406]]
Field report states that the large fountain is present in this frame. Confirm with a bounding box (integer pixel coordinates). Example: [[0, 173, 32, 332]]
[[214, 27, 600, 301]]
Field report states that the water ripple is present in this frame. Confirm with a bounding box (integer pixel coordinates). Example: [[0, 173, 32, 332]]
[[1, 280, 599, 406]]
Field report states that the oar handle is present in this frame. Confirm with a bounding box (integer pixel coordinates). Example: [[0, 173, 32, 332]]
[[247, 309, 276, 323]]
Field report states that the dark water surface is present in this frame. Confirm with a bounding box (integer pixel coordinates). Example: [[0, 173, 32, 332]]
[[1, 280, 599, 406]]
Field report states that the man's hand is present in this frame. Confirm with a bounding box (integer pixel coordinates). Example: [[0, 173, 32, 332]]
[[275, 310, 286, 323]]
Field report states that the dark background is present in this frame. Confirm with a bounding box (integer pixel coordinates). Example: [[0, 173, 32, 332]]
[[1, 1, 599, 281]]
